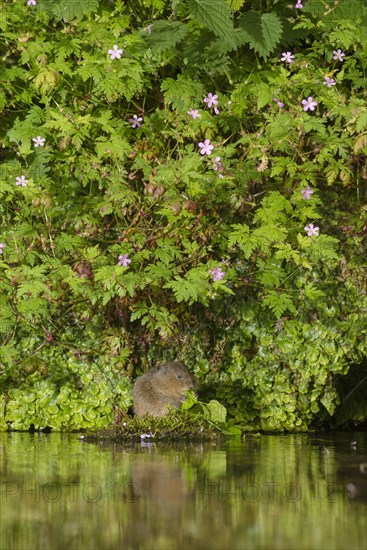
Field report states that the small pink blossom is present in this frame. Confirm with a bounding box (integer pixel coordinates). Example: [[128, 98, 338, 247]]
[[146, 25, 153, 33], [323, 76, 336, 87], [213, 156, 224, 177], [213, 156, 222, 170], [204, 93, 218, 108], [108, 45, 123, 60], [210, 267, 226, 281], [301, 187, 314, 200], [129, 115, 143, 128], [333, 49, 345, 62], [302, 97, 318, 112], [32, 136, 45, 147], [118, 254, 132, 267], [304, 223, 320, 237], [187, 109, 201, 120], [27, 0, 36, 5], [198, 139, 214, 155], [273, 97, 284, 108], [281, 52, 295, 63], [295, 1, 303, 7], [0, 243, 4, 254], [15, 175, 28, 187]]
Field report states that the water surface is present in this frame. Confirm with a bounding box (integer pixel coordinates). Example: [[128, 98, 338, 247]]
[[0, 432, 366, 549]]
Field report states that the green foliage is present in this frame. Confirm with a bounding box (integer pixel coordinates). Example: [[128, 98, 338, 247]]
[[187, 0, 235, 46], [238, 11, 283, 59], [0, 0, 367, 432], [89, 408, 221, 441]]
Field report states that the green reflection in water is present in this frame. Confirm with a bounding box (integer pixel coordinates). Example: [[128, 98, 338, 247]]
[[0, 433, 366, 550]]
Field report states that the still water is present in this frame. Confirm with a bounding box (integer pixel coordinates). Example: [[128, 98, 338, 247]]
[[0, 432, 366, 550]]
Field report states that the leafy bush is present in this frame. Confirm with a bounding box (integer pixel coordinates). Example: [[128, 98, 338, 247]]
[[0, 0, 366, 431]]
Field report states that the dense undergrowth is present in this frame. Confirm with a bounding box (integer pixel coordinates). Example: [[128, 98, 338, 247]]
[[0, 0, 366, 432]]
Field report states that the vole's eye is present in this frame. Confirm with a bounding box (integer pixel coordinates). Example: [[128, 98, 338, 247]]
[[176, 374, 182, 380]]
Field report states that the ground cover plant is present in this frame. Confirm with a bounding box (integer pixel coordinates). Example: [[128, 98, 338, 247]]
[[0, 0, 366, 431]]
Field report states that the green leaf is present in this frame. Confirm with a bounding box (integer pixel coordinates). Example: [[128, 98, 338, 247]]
[[356, 110, 367, 133], [161, 76, 204, 111], [94, 136, 132, 161], [226, 0, 245, 9], [187, 0, 235, 46], [202, 399, 227, 423], [228, 224, 259, 258], [308, 235, 340, 264], [145, 21, 188, 51], [37, 0, 99, 21], [263, 291, 297, 319], [238, 11, 283, 59], [303, 283, 326, 302], [164, 267, 208, 304], [274, 243, 301, 265]]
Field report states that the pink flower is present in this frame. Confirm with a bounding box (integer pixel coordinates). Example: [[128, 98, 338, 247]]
[[129, 115, 143, 128], [108, 45, 123, 60], [281, 52, 295, 63], [295, 1, 303, 7], [273, 97, 284, 108], [210, 267, 226, 281], [323, 76, 336, 87], [198, 139, 214, 155], [304, 223, 319, 237], [302, 97, 318, 111], [27, 0, 36, 5], [213, 156, 224, 177], [15, 175, 28, 186], [118, 254, 132, 267], [301, 187, 314, 200], [32, 136, 45, 147], [333, 49, 345, 62], [0, 243, 4, 254], [213, 156, 222, 169], [204, 93, 218, 108], [187, 109, 201, 119]]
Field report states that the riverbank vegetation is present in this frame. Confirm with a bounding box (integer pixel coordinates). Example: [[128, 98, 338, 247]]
[[0, 0, 366, 431]]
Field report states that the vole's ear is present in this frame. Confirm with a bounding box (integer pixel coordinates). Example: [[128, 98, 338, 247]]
[[158, 362, 168, 373]]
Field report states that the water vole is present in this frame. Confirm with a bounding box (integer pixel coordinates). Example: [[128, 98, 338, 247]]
[[133, 361, 197, 417]]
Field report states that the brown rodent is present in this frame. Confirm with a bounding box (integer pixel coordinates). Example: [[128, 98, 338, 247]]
[[133, 361, 197, 417]]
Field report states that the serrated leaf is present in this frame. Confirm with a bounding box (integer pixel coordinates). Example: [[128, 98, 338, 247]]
[[256, 83, 274, 109], [94, 136, 132, 160], [161, 76, 204, 111], [228, 224, 259, 258], [144, 263, 173, 283], [274, 243, 301, 264], [238, 11, 283, 59], [308, 235, 340, 264], [145, 20, 188, 51], [356, 111, 367, 133], [187, 0, 236, 46], [164, 267, 208, 304], [37, 0, 99, 22], [303, 283, 325, 302], [263, 291, 296, 319], [354, 134, 367, 154], [226, 0, 245, 9]]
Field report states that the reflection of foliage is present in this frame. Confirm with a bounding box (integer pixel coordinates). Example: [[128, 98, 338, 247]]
[[1, 0, 367, 430], [1, 433, 366, 549]]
